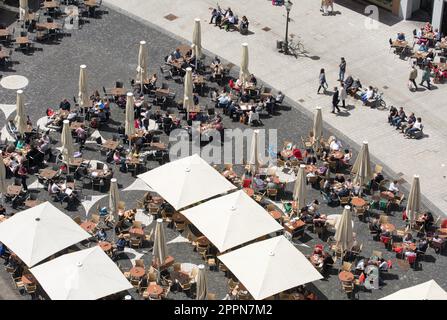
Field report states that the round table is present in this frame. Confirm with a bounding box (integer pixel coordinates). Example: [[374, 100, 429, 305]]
[[196, 236, 209, 246], [351, 197, 366, 207], [80, 221, 96, 233], [280, 150, 293, 159], [22, 274, 36, 285], [172, 212, 186, 223], [380, 191, 395, 200], [99, 241, 112, 252], [147, 284, 163, 296], [438, 228, 447, 235], [381, 223, 396, 233], [305, 165, 317, 173], [403, 242, 417, 251], [129, 227, 144, 237], [269, 210, 282, 220], [338, 271, 354, 282], [130, 266, 145, 278], [243, 188, 254, 197]]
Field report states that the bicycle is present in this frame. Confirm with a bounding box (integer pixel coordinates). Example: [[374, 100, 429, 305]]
[[372, 88, 387, 110], [281, 35, 304, 58]]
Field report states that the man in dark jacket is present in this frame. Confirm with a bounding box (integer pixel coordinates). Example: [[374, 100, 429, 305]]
[[332, 87, 340, 113]]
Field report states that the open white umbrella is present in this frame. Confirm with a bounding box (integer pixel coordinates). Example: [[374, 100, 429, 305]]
[[406, 175, 421, 226], [181, 190, 282, 252], [313, 107, 323, 148], [192, 18, 202, 59], [125, 92, 135, 142], [78, 65, 89, 109], [0, 202, 90, 267], [138, 154, 235, 210], [153, 218, 168, 268], [109, 178, 120, 217], [61, 120, 74, 167], [196, 264, 207, 300], [247, 129, 261, 175], [136, 40, 148, 92], [380, 280, 447, 300], [335, 205, 354, 254], [184, 67, 194, 120], [15, 89, 27, 136], [239, 43, 250, 87], [19, 0, 28, 21], [30, 246, 132, 300], [351, 141, 373, 188], [218, 236, 322, 300], [293, 164, 307, 211]]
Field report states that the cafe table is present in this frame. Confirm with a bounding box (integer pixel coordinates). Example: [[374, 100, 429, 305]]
[[305, 165, 318, 173], [130, 266, 145, 279], [351, 197, 366, 207], [243, 188, 254, 197], [172, 212, 186, 223], [380, 191, 395, 200], [15, 36, 30, 45], [338, 271, 354, 282], [25, 199, 42, 208], [147, 284, 163, 296], [102, 140, 119, 150], [38, 168, 58, 180], [109, 87, 127, 96], [269, 210, 282, 220], [129, 227, 144, 237], [99, 241, 112, 253], [80, 221, 96, 233], [22, 273, 36, 285], [7, 185, 22, 196], [196, 236, 209, 247], [284, 219, 306, 234], [381, 223, 396, 233]]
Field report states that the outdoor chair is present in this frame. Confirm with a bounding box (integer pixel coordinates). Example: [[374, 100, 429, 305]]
[[207, 293, 216, 300], [266, 188, 278, 200], [130, 237, 142, 249], [340, 261, 352, 273], [135, 259, 145, 269], [372, 250, 383, 259]]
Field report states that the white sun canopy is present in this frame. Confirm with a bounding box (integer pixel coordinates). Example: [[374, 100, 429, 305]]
[[137, 154, 236, 210], [0, 202, 91, 267], [218, 236, 323, 300], [182, 190, 283, 252], [380, 280, 447, 300], [30, 246, 133, 300]]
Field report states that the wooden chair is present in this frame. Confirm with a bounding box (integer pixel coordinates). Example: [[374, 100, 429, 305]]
[[207, 293, 216, 300], [179, 281, 191, 294], [339, 196, 351, 206], [130, 237, 142, 249], [374, 164, 383, 174], [354, 206, 366, 220], [266, 188, 278, 200], [228, 278, 239, 293], [340, 261, 352, 273], [174, 220, 186, 232], [266, 204, 276, 212], [341, 281, 355, 298], [73, 216, 82, 224], [372, 250, 383, 259], [173, 263, 181, 272], [132, 221, 142, 229], [206, 255, 218, 271], [379, 215, 389, 225], [350, 243, 363, 259], [135, 259, 145, 269], [25, 283, 37, 295]]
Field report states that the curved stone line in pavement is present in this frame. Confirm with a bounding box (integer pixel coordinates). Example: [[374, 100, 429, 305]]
[[123, 247, 145, 266], [1, 125, 16, 142], [0, 104, 16, 120], [167, 234, 190, 245], [0, 75, 29, 90], [28, 179, 45, 190], [135, 210, 153, 227], [81, 194, 107, 217], [85, 130, 105, 144]]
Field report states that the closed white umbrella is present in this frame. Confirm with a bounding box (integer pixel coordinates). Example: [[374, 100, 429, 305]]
[[153, 218, 168, 268], [293, 164, 307, 211], [239, 43, 250, 86], [109, 178, 120, 217], [125, 92, 135, 139], [184, 67, 194, 120], [136, 40, 148, 92], [351, 141, 373, 188], [196, 264, 207, 300], [313, 107, 323, 148], [335, 205, 354, 254], [61, 120, 74, 167], [192, 18, 202, 59], [78, 65, 89, 109], [19, 0, 28, 21], [247, 129, 261, 175], [15, 89, 27, 136], [406, 175, 421, 226]]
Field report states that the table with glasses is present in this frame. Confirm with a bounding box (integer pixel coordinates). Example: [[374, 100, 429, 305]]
[[130, 266, 145, 279], [338, 271, 354, 282]]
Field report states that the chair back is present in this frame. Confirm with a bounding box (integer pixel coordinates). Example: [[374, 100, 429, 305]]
[[73, 216, 82, 224], [91, 214, 100, 224], [135, 259, 145, 268], [372, 250, 382, 259], [389, 38, 393, 46], [173, 263, 181, 272], [341, 262, 352, 272], [133, 221, 142, 229]]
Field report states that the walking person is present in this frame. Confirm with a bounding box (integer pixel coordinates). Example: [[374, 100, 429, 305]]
[[408, 65, 418, 91], [317, 68, 328, 94], [332, 86, 341, 113], [419, 66, 431, 89], [338, 83, 347, 107], [339, 57, 346, 81], [17, 164, 28, 192]]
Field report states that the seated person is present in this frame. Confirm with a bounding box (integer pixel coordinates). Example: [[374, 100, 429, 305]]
[[378, 258, 388, 271], [335, 174, 345, 184], [361, 86, 374, 104], [349, 78, 362, 95], [388, 180, 399, 194], [341, 149, 352, 165], [403, 233, 413, 243], [59, 98, 71, 111], [337, 186, 350, 197], [370, 218, 381, 233], [418, 42, 428, 52], [356, 258, 368, 271], [96, 228, 107, 241], [114, 234, 127, 251], [292, 147, 303, 161], [416, 238, 429, 252], [397, 32, 405, 41], [275, 91, 285, 105], [253, 174, 266, 192], [405, 117, 422, 137], [239, 16, 249, 34], [329, 139, 342, 151]]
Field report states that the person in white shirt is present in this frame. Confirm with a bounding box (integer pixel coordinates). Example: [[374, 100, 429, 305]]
[[405, 117, 422, 137], [388, 180, 399, 193], [329, 139, 342, 151]]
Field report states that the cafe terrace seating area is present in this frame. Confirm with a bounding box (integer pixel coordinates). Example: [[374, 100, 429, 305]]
[[0, 17, 446, 301]]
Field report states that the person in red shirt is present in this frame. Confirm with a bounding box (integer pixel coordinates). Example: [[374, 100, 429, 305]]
[[292, 147, 303, 161]]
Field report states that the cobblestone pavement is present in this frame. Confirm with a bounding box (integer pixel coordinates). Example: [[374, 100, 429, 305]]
[[0, 6, 446, 300]]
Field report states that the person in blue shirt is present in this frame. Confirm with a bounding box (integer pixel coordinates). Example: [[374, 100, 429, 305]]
[[115, 235, 127, 251], [96, 228, 107, 242], [172, 48, 181, 60], [419, 43, 428, 52], [397, 32, 405, 41]]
